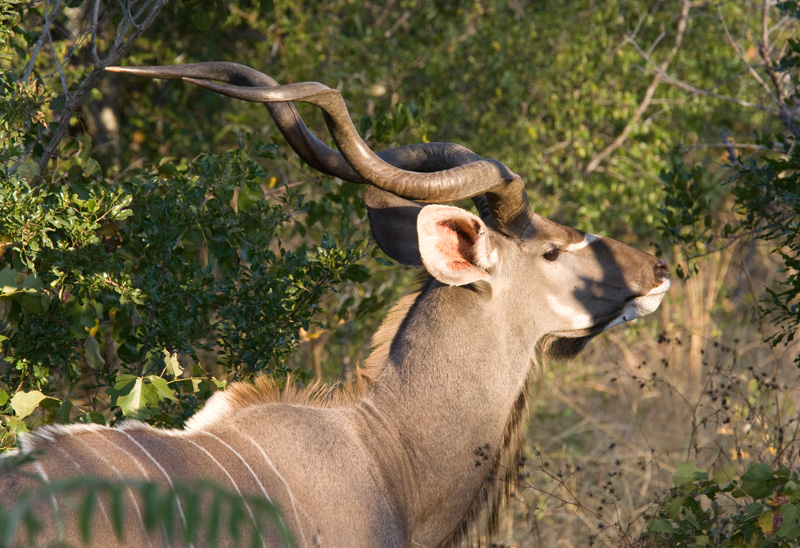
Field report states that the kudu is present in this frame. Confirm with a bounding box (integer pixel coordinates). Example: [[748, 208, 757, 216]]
[[0, 62, 670, 547]]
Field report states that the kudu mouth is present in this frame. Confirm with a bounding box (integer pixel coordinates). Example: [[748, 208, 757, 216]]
[[590, 258, 670, 332]]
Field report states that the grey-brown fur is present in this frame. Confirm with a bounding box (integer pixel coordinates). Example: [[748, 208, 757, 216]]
[[0, 62, 671, 547]]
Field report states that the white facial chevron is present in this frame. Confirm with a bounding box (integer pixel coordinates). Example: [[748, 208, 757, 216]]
[[563, 233, 600, 253]]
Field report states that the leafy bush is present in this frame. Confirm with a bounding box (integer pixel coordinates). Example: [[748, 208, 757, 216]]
[[658, 0, 800, 364], [0, 37, 371, 443], [0, 131, 370, 438], [643, 462, 800, 547]]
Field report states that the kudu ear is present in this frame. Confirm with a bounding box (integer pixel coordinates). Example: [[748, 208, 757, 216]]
[[366, 186, 424, 266], [417, 205, 496, 286]]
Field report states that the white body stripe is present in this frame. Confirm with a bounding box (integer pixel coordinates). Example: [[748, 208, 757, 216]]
[[182, 437, 267, 548], [98, 431, 174, 548], [33, 460, 64, 539], [198, 432, 271, 501], [118, 429, 192, 547], [76, 433, 154, 548], [199, 432, 292, 546], [237, 432, 310, 548], [52, 445, 113, 539]]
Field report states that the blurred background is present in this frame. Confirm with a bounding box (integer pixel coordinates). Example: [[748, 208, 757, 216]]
[[1, 1, 799, 545]]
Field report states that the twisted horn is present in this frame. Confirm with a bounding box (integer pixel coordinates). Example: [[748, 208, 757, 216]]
[[107, 62, 530, 233]]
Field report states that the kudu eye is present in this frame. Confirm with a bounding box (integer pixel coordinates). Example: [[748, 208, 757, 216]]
[[543, 248, 560, 262]]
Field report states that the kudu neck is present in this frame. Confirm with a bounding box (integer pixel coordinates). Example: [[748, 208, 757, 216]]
[[365, 280, 536, 545]]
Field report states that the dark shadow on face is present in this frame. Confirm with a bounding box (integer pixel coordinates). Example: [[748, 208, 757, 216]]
[[535, 234, 660, 361]]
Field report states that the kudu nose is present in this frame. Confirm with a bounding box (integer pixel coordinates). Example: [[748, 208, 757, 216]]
[[654, 260, 669, 281]]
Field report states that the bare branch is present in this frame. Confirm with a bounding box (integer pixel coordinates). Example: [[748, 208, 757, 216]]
[[625, 36, 772, 113], [45, 18, 69, 97], [687, 142, 766, 150], [582, 0, 690, 176], [36, 0, 171, 175], [90, 0, 102, 65], [717, 6, 776, 103], [20, 0, 64, 81], [760, 0, 785, 104], [759, 0, 800, 138]]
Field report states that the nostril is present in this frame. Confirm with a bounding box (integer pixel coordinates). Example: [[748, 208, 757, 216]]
[[654, 260, 669, 280]]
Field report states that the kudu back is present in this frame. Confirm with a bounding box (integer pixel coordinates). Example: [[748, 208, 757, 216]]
[[0, 62, 669, 547]]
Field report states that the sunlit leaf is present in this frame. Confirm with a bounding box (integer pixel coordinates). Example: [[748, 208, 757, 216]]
[[163, 349, 183, 378], [10, 390, 49, 419], [84, 334, 105, 370]]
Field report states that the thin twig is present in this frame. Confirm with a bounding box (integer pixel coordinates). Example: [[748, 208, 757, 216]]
[[21, 0, 64, 81], [717, 6, 776, 102], [90, 0, 102, 65], [522, 457, 637, 548], [760, 0, 785, 105], [681, 214, 795, 262], [37, 0, 170, 175], [687, 142, 766, 150], [625, 36, 772, 113], [582, 0, 691, 176], [759, 0, 800, 138]]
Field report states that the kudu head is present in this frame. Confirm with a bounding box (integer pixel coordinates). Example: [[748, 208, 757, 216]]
[[107, 62, 669, 360]]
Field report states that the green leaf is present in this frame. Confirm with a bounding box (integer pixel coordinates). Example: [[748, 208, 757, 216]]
[[84, 334, 106, 370], [79, 489, 96, 543], [181, 489, 201, 545], [163, 349, 183, 378], [110, 486, 125, 540], [649, 518, 674, 532], [713, 465, 737, 485], [207, 495, 221, 542], [237, 182, 263, 211], [211, 379, 226, 390], [259, 0, 275, 16], [0, 266, 19, 295], [0, 389, 8, 407], [113, 376, 160, 419], [777, 503, 800, 538], [192, 11, 212, 30], [673, 462, 708, 486], [19, 294, 45, 314], [146, 375, 176, 401], [77, 411, 107, 425], [57, 400, 73, 423], [10, 390, 49, 419], [21, 273, 43, 291], [3, 416, 28, 436], [740, 463, 782, 499]]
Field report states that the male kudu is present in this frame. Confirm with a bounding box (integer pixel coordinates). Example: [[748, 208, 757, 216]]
[[0, 62, 669, 547]]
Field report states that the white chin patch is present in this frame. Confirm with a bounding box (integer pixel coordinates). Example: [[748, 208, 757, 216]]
[[605, 279, 670, 330]]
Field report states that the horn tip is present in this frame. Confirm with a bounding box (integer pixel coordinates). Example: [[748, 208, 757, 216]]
[[105, 66, 154, 75]]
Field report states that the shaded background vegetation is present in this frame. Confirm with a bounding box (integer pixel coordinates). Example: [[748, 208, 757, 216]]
[[1, 0, 799, 545]]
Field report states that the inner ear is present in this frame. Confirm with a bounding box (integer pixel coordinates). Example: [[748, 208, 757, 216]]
[[417, 205, 496, 286]]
